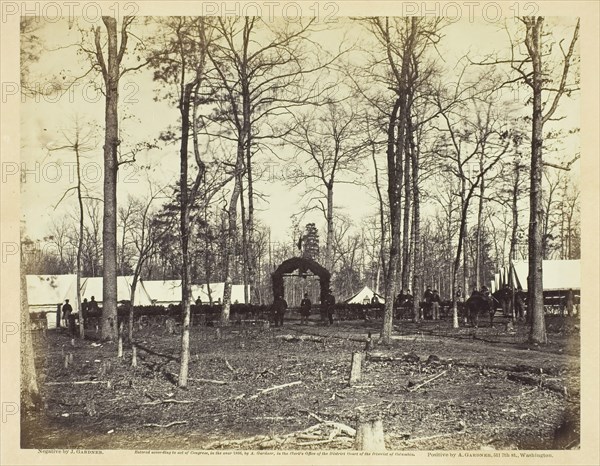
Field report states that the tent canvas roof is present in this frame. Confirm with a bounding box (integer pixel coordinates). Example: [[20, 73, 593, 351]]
[[141, 281, 248, 304], [511, 260, 580, 291], [140, 280, 186, 305], [196, 283, 249, 304], [79, 276, 153, 306], [345, 285, 385, 304], [26, 275, 78, 306]]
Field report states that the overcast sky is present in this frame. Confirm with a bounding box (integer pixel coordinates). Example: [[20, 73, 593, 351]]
[[19, 14, 580, 247]]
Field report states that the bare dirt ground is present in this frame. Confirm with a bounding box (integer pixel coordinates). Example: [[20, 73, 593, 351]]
[[22, 314, 580, 451]]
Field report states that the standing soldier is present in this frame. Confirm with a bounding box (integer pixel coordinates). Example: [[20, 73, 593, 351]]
[[272, 295, 288, 327], [431, 289, 441, 320], [81, 298, 89, 328], [423, 286, 434, 319], [324, 289, 336, 326], [300, 293, 312, 325], [61, 299, 73, 330]]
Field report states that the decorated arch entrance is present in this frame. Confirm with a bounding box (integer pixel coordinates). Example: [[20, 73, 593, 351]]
[[272, 257, 331, 304]]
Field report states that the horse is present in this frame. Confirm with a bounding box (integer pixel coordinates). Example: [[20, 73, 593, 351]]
[[465, 292, 495, 328]]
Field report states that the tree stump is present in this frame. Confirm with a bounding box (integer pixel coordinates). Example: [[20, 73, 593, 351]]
[[355, 419, 386, 451], [216, 328, 221, 340], [165, 318, 176, 335], [117, 322, 123, 358], [349, 351, 364, 386], [131, 345, 137, 368], [365, 332, 373, 351]]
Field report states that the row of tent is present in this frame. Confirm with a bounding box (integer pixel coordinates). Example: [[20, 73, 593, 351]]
[[27, 275, 250, 327], [491, 259, 581, 293], [339, 260, 581, 305]]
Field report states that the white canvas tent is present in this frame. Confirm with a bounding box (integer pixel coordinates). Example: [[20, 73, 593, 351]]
[[80, 276, 153, 306], [140, 281, 251, 305], [196, 283, 250, 304], [510, 259, 580, 291], [345, 286, 385, 304], [26, 275, 79, 329], [140, 280, 187, 306]]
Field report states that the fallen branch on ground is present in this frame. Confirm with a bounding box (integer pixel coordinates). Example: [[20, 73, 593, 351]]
[[507, 372, 570, 396], [401, 430, 466, 443], [141, 399, 195, 406], [408, 370, 448, 392], [46, 381, 108, 386], [276, 334, 324, 343], [225, 359, 235, 372], [249, 380, 302, 399], [189, 377, 228, 385], [143, 421, 188, 428]]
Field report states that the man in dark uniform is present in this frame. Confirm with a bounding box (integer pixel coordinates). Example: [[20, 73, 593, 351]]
[[324, 289, 335, 325], [423, 286, 434, 319], [300, 293, 311, 325], [81, 298, 89, 327], [61, 299, 73, 334], [431, 289, 441, 320], [61, 299, 73, 329], [88, 296, 99, 313], [272, 295, 287, 327]]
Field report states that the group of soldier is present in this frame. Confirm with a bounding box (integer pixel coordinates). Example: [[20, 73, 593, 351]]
[[59, 296, 99, 335], [270, 289, 336, 327]]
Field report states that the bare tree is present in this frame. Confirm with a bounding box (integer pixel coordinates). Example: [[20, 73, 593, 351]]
[[90, 16, 140, 340], [475, 17, 580, 343], [206, 17, 341, 312], [125, 184, 167, 342], [520, 18, 579, 343], [434, 90, 511, 328], [285, 101, 365, 271], [49, 117, 98, 338]]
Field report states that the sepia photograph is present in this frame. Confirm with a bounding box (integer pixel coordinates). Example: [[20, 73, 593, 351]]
[[1, 1, 598, 465]]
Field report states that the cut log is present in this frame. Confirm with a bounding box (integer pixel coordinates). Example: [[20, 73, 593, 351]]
[[354, 419, 386, 451], [349, 352, 364, 386]]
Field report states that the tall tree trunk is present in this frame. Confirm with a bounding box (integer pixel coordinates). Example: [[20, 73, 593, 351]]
[[325, 184, 334, 270], [178, 82, 195, 388], [371, 145, 387, 291], [99, 17, 120, 341], [21, 265, 41, 411], [382, 98, 403, 344], [401, 144, 411, 290], [222, 154, 244, 323], [76, 140, 84, 339], [526, 18, 547, 344], [408, 117, 421, 322], [239, 176, 250, 303], [475, 169, 485, 290], [509, 160, 521, 261]]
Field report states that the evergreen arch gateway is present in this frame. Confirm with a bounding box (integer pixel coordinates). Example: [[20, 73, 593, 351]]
[[271, 257, 331, 304]]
